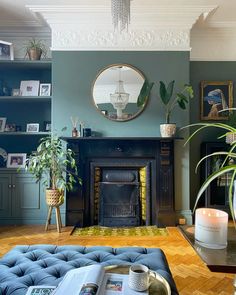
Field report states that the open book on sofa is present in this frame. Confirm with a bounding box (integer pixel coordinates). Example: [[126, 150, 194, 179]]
[[52, 264, 148, 295]]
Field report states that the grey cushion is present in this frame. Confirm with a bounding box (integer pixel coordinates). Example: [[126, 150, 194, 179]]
[[0, 245, 178, 295]]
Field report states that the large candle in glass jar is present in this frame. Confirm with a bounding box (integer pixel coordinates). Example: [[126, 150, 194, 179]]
[[195, 208, 228, 249]]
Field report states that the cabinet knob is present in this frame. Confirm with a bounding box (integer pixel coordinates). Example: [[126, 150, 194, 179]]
[[12, 184, 16, 188], [8, 184, 12, 188]]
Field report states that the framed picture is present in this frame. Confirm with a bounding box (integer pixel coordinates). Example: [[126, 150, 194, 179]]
[[5, 123, 16, 132], [20, 80, 40, 96], [0, 117, 6, 132], [44, 121, 51, 132], [0, 40, 14, 60], [200, 81, 233, 120], [26, 123, 39, 132], [39, 83, 51, 96], [7, 153, 26, 168]]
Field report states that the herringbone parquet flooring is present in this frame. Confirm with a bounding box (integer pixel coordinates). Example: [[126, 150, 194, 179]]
[[0, 225, 234, 295]]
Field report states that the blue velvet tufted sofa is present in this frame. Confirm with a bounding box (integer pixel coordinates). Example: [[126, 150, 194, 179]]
[[0, 245, 179, 295]]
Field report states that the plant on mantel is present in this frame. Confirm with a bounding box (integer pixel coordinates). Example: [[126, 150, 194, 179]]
[[159, 80, 194, 137], [182, 113, 236, 226]]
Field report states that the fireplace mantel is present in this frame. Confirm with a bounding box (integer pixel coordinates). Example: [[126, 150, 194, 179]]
[[63, 136, 179, 227]]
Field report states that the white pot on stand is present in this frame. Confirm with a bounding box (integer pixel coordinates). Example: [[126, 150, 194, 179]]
[[160, 123, 176, 137]]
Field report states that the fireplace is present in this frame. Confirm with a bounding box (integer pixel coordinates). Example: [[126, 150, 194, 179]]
[[63, 137, 176, 227]]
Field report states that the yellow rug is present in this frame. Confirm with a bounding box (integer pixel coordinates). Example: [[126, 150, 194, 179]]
[[71, 225, 168, 237]]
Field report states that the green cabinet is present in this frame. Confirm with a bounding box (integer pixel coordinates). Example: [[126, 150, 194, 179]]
[[0, 169, 48, 224]]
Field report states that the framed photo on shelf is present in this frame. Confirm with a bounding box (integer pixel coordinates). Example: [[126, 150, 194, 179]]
[[26, 123, 39, 133], [0, 40, 14, 60], [7, 153, 26, 168], [39, 83, 51, 96], [200, 80, 233, 120], [0, 117, 6, 132], [20, 80, 40, 96], [44, 121, 51, 132]]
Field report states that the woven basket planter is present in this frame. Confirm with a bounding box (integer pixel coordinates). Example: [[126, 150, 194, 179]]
[[46, 189, 64, 206]]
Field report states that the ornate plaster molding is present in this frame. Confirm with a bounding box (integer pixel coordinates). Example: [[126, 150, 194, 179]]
[[27, 3, 217, 51]]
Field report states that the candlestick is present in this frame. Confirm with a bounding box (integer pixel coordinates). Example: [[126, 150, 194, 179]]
[[195, 208, 228, 249]]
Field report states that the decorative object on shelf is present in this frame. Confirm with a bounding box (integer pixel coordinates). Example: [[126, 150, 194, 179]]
[[39, 83, 51, 96], [20, 80, 40, 96], [4, 123, 15, 132], [0, 117, 6, 132], [159, 80, 194, 137], [0, 40, 14, 60], [111, 0, 131, 32], [15, 125, 22, 132], [0, 147, 7, 167], [92, 64, 152, 122], [25, 134, 81, 232], [44, 121, 51, 132], [26, 123, 39, 132], [195, 208, 228, 249], [0, 80, 11, 96], [24, 38, 47, 60], [7, 153, 26, 168], [83, 128, 92, 137], [70, 116, 80, 137], [182, 119, 236, 226], [200, 81, 233, 121], [12, 89, 21, 96]]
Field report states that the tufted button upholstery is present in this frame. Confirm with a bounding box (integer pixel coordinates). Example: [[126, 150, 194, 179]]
[[0, 245, 179, 295]]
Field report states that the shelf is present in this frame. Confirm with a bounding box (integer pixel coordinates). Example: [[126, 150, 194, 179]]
[[0, 96, 51, 102], [0, 132, 50, 136], [0, 59, 52, 70]]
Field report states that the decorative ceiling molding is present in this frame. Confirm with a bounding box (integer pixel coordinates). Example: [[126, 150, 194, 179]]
[[27, 3, 217, 51], [191, 27, 236, 61]]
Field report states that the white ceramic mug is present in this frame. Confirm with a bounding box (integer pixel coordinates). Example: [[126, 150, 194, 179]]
[[128, 264, 150, 292]]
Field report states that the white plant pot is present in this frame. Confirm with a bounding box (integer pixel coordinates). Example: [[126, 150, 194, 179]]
[[160, 124, 176, 137]]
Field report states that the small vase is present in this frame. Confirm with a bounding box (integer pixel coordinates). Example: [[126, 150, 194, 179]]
[[72, 127, 78, 137], [27, 48, 42, 60], [160, 123, 176, 137]]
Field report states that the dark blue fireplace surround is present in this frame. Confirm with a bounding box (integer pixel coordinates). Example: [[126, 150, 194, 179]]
[[63, 137, 176, 227]]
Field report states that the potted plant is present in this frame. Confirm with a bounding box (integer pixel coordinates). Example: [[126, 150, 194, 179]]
[[182, 119, 236, 226], [25, 38, 47, 60], [159, 80, 194, 137], [25, 134, 80, 207]]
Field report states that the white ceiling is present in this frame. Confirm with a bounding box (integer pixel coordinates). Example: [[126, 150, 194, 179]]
[[0, 0, 235, 32]]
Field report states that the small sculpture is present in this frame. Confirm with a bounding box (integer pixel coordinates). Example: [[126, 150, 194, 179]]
[[70, 116, 80, 137]]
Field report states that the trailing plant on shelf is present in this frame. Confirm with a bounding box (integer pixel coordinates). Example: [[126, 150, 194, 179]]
[[25, 133, 80, 206], [182, 114, 236, 225], [24, 38, 47, 60], [159, 80, 194, 137]]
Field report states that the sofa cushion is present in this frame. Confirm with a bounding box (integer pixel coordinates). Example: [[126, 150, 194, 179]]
[[0, 245, 178, 295]]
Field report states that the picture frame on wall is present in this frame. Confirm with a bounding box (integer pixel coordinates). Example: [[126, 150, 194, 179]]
[[20, 80, 40, 96], [200, 80, 233, 120], [7, 153, 26, 168], [0, 117, 6, 132], [39, 83, 51, 96], [0, 40, 14, 60]]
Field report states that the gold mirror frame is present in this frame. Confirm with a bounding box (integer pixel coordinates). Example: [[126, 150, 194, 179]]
[[92, 64, 146, 122]]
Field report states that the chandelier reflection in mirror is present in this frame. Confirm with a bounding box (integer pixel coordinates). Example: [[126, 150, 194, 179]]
[[92, 64, 146, 122], [110, 67, 130, 119]]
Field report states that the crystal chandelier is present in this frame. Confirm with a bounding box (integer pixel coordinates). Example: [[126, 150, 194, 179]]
[[111, 0, 131, 32], [110, 67, 129, 119]]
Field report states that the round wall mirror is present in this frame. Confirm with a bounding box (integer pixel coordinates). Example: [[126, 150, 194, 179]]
[[92, 64, 146, 121]]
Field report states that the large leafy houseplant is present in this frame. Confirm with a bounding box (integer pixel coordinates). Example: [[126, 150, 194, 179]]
[[25, 134, 80, 205], [182, 119, 236, 225], [159, 80, 194, 124]]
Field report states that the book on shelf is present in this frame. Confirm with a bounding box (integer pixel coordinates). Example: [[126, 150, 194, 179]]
[[26, 265, 148, 295]]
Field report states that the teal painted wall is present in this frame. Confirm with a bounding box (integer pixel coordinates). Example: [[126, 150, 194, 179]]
[[190, 61, 236, 208], [52, 51, 191, 221]]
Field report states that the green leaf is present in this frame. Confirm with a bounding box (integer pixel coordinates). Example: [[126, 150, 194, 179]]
[[159, 80, 174, 105], [137, 80, 154, 107]]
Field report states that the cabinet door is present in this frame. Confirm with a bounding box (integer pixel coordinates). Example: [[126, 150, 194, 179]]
[[0, 173, 11, 218], [12, 173, 47, 223]]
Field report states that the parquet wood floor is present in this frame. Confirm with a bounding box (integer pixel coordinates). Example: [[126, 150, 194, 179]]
[[0, 225, 234, 295]]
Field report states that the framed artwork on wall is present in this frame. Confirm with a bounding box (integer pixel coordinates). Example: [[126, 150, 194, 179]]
[[200, 81, 233, 120]]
